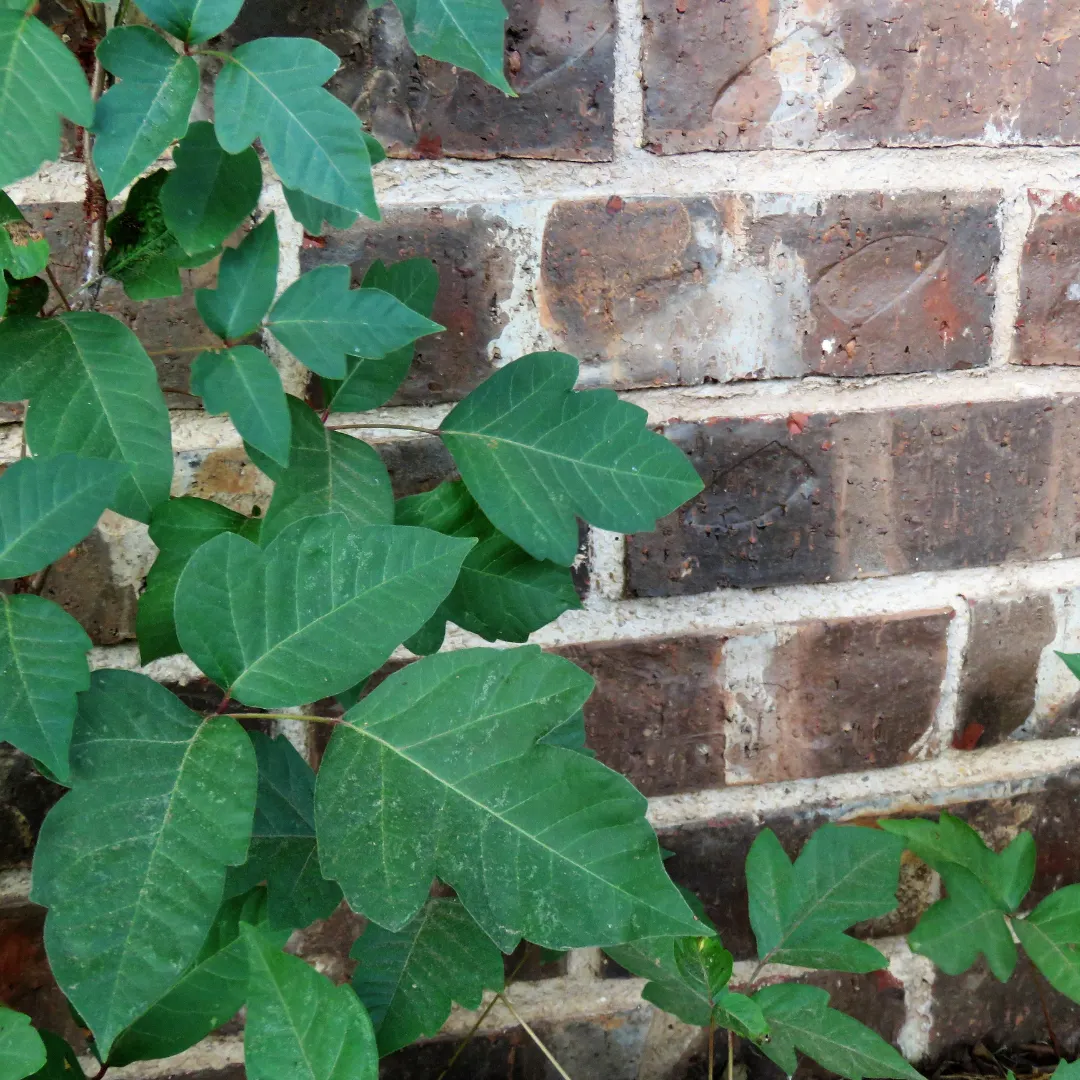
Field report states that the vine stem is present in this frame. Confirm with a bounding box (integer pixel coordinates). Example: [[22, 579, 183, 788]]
[[496, 994, 573, 1080], [727, 1027, 734, 1080], [224, 712, 339, 725], [45, 266, 72, 311], [707, 1021, 715, 1080], [327, 422, 438, 436], [1025, 950, 1061, 1057], [113, 0, 132, 26]]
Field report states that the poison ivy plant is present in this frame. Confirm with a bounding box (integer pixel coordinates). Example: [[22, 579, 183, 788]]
[[0, 1007, 46, 1080]]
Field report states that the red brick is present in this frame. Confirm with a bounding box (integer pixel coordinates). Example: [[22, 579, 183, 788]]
[[725, 612, 951, 785], [642, 0, 1080, 154], [627, 398, 1080, 597], [540, 193, 998, 389], [554, 636, 726, 797], [228, 0, 614, 162], [299, 206, 514, 404], [955, 596, 1056, 747], [1016, 191, 1080, 366]]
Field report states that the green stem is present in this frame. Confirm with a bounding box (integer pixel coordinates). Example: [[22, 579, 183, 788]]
[[497, 994, 573, 1080], [193, 48, 233, 60], [327, 422, 439, 436], [727, 1027, 733, 1080], [223, 712, 339, 725], [113, 0, 132, 26]]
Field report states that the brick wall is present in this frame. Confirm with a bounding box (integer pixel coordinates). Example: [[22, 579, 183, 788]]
[[5, 0, 1080, 1077]]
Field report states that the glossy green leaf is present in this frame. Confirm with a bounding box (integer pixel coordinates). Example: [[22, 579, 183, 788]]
[[31, 670, 257, 1057], [214, 38, 379, 218], [1058, 651, 1080, 684], [258, 397, 393, 546], [746, 826, 902, 971], [351, 897, 503, 1056], [641, 978, 766, 1040], [225, 733, 343, 932], [135, 0, 244, 44], [195, 214, 279, 340], [0, 593, 90, 783], [0, 6, 93, 187], [316, 646, 704, 949], [674, 936, 733, 1001], [267, 264, 442, 379], [0, 1008, 46, 1080], [138, 496, 252, 663], [440, 352, 703, 565], [325, 258, 440, 413], [880, 812, 1035, 912], [27, 1031, 80, 1080], [283, 185, 359, 235], [755, 984, 921, 1080], [0, 313, 173, 522], [108, 887, 287, 1066], [192, 347, 290, 467], [0, 192, 48, 280], [0, 454, 126, 579], [390, 0, 511, 93], [175, 513, 472, 707], [105, 169, 218, 300], [908, 864, 1017, 981], [397, 480, 581, 650], [244, 924, 378, 1080], [93, 27, 198, 198], [1014, 885, 1080, 1002], [162, 122, 262, 255]]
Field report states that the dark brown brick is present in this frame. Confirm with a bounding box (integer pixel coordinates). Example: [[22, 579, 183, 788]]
[[300, 206, 514, 404], [725, 611, 951, 785], [540, 194, 998, 389], [554, 636, 726, 797], [0, 749, 64, 871], [955, 596, 1056, 747], [1016, 191, 1080, 366], [20, 203, 229, 408], [376, 437, 458, 499], [627, 398, 1080, 597], [642, 0, 1080, 154], [380, 1027, 541, 1078], [229, 0, 613, 162]]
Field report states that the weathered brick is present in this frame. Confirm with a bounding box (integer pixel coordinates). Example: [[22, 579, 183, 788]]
[[725, 611, 951, 785], [229, 0, 614, 162], [20, 203, 228, 408], [955, 596, 1056, 747], [300, 207, 514, 404], [627, 398, 1080, 597], [0, 749, 63, 871], [540, 193, 998, 389], [641, 0, 1080, 154], [175, 448, 275, 517], [1016, 191, 1080, 366], [380, 1027, 540, 1078], [554, 636, 726, 797]]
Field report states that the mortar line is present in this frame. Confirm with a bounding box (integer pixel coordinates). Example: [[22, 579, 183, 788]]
[[611, 0, 646, 157], [988, 189, 1033, 370], [923, 597, 971, 757]]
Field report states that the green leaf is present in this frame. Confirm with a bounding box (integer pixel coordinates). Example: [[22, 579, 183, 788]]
[[105, 170, 217, 301], [135, 0, 244, 44], [1015, 886, 1080, 1003], [0, 312, 174, 522], [258, 397, 393, 547], [880, 812, 1035, 912], [175, 513, 472, 707], [0, 192, 48, 280], [324, 258, 439, 413], [93, 27, 199, 198], [31, 670, 257, 1057], [0, 6, 93, 187], [0, 1008, 46, 1080], [225, 733, 343, 932], [674, 936, 733, 1001], [138, 496, 252, 663], [267, 264, 442, 379], [283, 185, 359, 236], [440, 352, 704, 565], [1058, 651, 1080, 684], [108, 887, 288, 1067], [162, 122, 262, 255], [0, 454, 126, 579], [195, 213, 280, 340], [755, 984, 921, 1080], [746, 826, 902, 971], [214, 38, 379, 218], [396, 481, 581, 649], [351, 897, 504, 1056], [0, 593, 90, 783], [1057, 1064, 1080, 1080], [390, 0, 512, 93], [27, 1031, 80, 1080], [243, 924, 378, 1080], [316, 646, 704, 949], [192, 347, 290, 467], [907, 864, 1017, 982]]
